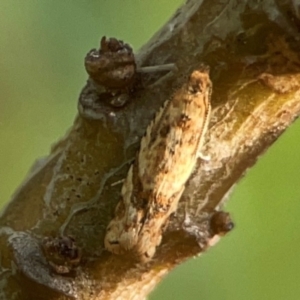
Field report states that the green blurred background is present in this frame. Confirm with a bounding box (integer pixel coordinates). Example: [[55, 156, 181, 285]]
[[1, 1, 300, 299]]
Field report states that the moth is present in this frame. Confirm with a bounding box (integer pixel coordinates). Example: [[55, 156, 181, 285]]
[[104, 67, 212, 261]]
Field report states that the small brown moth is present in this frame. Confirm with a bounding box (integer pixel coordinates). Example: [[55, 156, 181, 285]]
[[104, 67, 212, 261]]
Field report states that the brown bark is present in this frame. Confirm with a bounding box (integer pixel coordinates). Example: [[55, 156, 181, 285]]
[[1, 0, 300, 299]]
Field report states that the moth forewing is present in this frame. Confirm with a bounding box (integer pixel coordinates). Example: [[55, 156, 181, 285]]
[[104, 67, 212, 261], [138, 69, 212, 199]]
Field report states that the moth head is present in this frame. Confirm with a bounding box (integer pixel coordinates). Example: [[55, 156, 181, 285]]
[[188, 67, 212, 95]]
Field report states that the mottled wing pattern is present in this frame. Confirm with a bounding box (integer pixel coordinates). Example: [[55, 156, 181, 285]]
[[105, 68, 212, 261]]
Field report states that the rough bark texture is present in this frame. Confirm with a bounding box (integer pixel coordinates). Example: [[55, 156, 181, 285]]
[[1, 0, 300, 299]]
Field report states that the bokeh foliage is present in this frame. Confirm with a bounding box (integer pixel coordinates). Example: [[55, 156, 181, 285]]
[[0, 1, 300, 299]]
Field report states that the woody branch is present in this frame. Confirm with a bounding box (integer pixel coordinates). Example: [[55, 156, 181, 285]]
[[1, 0, 300, 299]]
